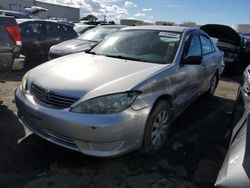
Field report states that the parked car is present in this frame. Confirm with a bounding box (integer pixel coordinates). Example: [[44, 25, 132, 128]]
[[15, 26, 224, 157], [49, 25, 125, 59], [200, 24, 241, 73], [17, 19, 77, 59], [0, 16, 25, 79], [215, 65, 250, 187], [73, 24, 96, 35]]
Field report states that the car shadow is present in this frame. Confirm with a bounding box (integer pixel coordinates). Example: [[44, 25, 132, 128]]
[[0, 94, 235, 188], [0, 104, 26, 185]]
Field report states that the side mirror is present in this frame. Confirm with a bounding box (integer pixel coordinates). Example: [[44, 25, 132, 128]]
[[183, 56, 202, 65]]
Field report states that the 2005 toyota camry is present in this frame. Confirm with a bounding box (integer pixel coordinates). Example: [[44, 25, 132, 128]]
[[15, 26, 224, 157]]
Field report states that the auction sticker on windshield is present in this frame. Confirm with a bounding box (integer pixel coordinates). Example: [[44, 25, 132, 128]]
[[158, 32, 180, 38]]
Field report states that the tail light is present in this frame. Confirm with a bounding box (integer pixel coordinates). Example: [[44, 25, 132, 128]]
[[5, 25, 22, 46]]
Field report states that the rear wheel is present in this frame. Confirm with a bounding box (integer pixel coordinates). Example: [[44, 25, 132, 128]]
[[143, 101, 172, 154]]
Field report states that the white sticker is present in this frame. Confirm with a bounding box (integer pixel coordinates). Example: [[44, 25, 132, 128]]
[[159, 32, 180, 38]]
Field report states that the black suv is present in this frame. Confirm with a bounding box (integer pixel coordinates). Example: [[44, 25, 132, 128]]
[[0, 16, 25, 79], [17, 19, 78, 59]]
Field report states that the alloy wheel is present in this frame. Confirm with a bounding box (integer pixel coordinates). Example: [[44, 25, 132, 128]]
[[151, 110, 169, 149]]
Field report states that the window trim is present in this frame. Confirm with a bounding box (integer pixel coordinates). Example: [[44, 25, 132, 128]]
[[182, 31, 202, 60]]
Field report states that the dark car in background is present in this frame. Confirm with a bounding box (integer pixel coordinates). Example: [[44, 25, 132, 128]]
[[49, 25, 125, 59], [201, 24, 242, 73], [17, 19, 77, 60], [73, 24, 96, 35], [240, 34, 250, 69], [0, 16, 24, 79]]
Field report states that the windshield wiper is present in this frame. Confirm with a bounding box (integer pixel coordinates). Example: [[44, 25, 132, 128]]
[[104, 54, 142, 61]]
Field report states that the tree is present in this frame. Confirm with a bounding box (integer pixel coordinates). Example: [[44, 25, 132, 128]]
[[81, 14, 98, 21]]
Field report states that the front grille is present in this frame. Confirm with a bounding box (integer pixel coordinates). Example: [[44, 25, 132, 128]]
[[30, 83, 79, 109]]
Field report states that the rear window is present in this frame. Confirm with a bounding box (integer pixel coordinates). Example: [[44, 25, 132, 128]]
[[46, 23, 64, 35], [20, 22, 45, 35]]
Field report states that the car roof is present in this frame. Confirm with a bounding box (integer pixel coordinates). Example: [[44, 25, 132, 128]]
[[96, 25, 127, 29], [122, 25, 193, 33], [16, 19, 74, 26], [74, 24, 95, 27]]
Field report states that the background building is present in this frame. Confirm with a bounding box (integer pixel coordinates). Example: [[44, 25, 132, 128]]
[[0, 0, 34, 12], [0, 0, 80, 22], [36, 1, 79, 22], [232, 24, 250, 35]]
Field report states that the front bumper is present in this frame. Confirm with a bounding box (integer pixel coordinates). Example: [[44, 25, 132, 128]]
[[15, 88, 150, 157]]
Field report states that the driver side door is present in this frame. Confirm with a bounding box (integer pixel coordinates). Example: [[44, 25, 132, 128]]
[[173, 32, 205, 113]]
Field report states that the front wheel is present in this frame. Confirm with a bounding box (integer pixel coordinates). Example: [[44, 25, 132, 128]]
[[143, 101, 172, 154]]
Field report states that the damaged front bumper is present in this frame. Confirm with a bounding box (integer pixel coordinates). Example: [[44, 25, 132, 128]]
[[15, 88, 151, 157]]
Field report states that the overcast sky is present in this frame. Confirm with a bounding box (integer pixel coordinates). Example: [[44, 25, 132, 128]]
[[38, 0, 250, 24]]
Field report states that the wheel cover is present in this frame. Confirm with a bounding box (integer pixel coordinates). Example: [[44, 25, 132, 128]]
[[151, 110, 169, 149]]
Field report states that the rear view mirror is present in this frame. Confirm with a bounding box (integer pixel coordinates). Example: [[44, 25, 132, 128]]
[[183, 56, 202, 65]]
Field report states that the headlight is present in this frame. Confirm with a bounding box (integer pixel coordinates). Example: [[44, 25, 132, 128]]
[[71, 91, 141, 114], [20, 73, 28, 92]]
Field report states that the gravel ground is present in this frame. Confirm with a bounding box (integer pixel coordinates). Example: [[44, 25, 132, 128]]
[[0, 61, 241, 188]]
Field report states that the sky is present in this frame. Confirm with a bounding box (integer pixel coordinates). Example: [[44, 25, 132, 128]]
[[38, 0, 250, 25]]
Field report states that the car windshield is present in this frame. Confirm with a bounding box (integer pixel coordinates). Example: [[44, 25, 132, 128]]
[[74, 25, 92, 34], [78, 27, 120, 42], [91, 29, 182, 64]]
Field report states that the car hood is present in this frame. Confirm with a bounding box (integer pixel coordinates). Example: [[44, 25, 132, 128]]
[[28, 53, 166, 100], [200, 24, 241, 46], [50, 39, 95, 55]]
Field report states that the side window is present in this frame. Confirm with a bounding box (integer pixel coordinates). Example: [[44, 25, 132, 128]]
[[200, 35, 213, 55], [62, 25, 68, 33], [21, 22, 45, 36], [46, 23, 64, 35], [185, 34, 202, 57]]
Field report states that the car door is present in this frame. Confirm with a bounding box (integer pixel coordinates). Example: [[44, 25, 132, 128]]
[[60, 25, 77, 40], [199, 34, 218, 91], [173, 32, 205, 112], [20, 21, 46, 57], [43, 22, 67, 55]]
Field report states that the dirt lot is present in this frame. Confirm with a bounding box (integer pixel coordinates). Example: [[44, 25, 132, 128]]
[[0, 61, 241, 188]]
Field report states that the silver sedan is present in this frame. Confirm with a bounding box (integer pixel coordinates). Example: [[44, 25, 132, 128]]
[[15, 26, 224, 157]]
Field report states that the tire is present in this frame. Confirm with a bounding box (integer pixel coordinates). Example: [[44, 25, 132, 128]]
[[143, 100, 172, 154], [206, 73, 218, 96]]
